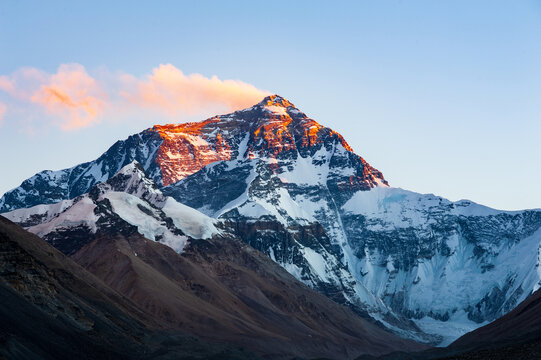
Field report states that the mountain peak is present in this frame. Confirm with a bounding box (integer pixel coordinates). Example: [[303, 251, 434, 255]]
[[0, 95, 387, 210], [257, 94, 296, 109], [115, 160, 145, 175], [93, 161, 165, 206]]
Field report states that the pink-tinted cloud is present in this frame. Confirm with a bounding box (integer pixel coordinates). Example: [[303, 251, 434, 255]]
[[0, 102, 6, 124], [0, 76, 15, 95], [0, 67, 48, 99], [0, 63, 269, 131], [30, 64, 107, 130], [123, 64, 270, 115]]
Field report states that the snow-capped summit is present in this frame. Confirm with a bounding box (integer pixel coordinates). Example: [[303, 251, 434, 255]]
[[257, 94, 295, 108], [111, 160, 148, 178], [93, 160, 165, 206], [252, 94, 303, 116], [0, 95, 386, 210]]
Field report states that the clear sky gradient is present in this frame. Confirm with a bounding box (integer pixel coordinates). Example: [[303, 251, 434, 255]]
[[0, 0, 540, 210]]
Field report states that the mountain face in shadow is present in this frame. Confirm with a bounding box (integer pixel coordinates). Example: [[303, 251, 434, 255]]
[[0, 214, 425, 360], [439, 288, 541, 359], [0, 215, 262, 360], [356, 289, 541, 359]]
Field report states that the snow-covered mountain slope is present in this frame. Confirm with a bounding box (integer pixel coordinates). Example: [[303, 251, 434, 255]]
[[2, 95, 541, 345], [0, 131, 164, 213], [0, 95, 385, 213], [2, 162, 219, 255], [163, 131, 541, 344], [341, 187, 541, 345], [160, 97, 541, 344]]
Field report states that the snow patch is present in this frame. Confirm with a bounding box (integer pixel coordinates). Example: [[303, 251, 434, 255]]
[[104, 192, 189, 253], [302, 247, 330, 282], [263, 105, 288, 116], [27, 196, 98, 236], [414, 310, 487, 347], [161, 197, 219, 239]]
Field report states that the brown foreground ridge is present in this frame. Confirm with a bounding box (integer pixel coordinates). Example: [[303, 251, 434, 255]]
[[0, 215, 425, 360]]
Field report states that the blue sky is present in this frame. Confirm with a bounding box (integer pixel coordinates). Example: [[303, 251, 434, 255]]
[[0, 0, 540, 210]]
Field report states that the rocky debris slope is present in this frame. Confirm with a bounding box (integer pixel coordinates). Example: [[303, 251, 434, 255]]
[[0, 216, 261, 360], [70, 231, 425, 359]]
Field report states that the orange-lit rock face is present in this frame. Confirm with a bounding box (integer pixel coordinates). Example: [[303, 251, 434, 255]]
[[149, 94, 387, 189], [249, 103, 353, 159], [251, 115, 295, 157], [261, 94, 293, 108], [153, 119, 232, 186], [336, 166, 387, 192]]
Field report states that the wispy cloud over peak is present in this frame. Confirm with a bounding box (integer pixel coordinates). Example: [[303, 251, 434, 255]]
[[123, 64, 269, 116], [0, 63, 270, 131], [0, 102, 6, 124], [30, 64, 107, 130]]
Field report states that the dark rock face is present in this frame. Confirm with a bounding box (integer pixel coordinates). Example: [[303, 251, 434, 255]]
[[163, 161, 253, 212], [220, 218, 357, 309]]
